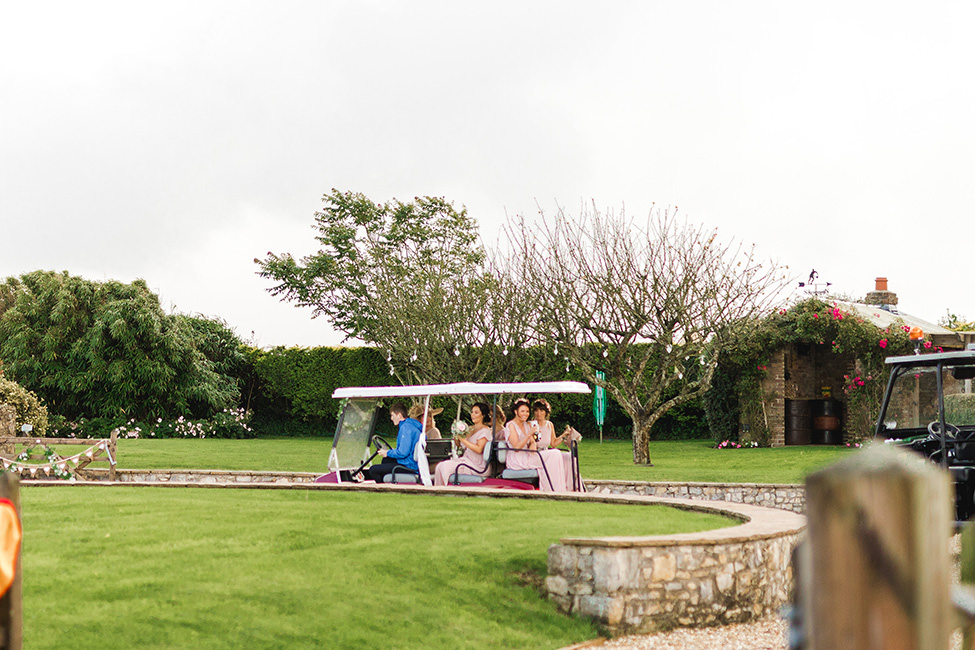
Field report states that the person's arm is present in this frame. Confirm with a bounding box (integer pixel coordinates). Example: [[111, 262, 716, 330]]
[[507, 424, 534, 450], [549, 422, 566, 447], [385, 420, 417, 460], [462, 430, 489, 455]]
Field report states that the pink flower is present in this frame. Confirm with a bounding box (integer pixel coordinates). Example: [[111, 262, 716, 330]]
[[879, 339, 888, 349], [813, 313, 819, 319], [924, 341, 932, 349]]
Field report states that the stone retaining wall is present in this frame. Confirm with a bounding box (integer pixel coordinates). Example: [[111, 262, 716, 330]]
[[103, 468, 320, 485], [587, 480, 806, 514], [546, 498, 805, 635]]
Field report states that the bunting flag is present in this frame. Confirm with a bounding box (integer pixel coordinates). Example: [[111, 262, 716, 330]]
[[0, 440, 113, 479]]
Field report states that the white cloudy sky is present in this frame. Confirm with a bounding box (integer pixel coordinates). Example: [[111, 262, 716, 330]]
[[3, 1, 973, 348]]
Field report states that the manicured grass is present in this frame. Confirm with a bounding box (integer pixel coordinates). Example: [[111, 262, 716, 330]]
[[579, 439, 857, 484], [21, 487, 732, 650], [113, 437, 856, 484]]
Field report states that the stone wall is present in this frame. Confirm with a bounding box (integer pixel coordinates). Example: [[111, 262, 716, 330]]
[[545, 498, 804, 635], [587, 480, 806, 514]]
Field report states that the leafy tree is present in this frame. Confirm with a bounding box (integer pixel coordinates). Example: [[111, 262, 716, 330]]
[[257, 190, 533, 386], [504, 205, 789, 464], [0, 271, 242, 421]]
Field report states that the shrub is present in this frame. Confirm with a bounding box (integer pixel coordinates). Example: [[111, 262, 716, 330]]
[[0, 374, 48, 436]]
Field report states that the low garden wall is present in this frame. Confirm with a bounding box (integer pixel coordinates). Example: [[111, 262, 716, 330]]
[[586, 480, 806, 514], [545, 497, 804, 635]]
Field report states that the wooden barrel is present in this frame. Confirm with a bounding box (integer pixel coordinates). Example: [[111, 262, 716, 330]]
[[785, 399, 812, 445], [811, 399, 842, 444]]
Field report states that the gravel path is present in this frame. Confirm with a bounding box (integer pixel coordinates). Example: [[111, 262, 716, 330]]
[[596, 617, 788, 650]]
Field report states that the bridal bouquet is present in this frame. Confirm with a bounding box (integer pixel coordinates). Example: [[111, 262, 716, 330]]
[[450, 420, 468, 457]]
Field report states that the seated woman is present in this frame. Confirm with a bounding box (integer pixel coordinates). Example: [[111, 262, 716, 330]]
[[531, 398, 575, 485], [504, 398, 570, 492], [434, 402, 493, 486], [408, 404, 443, 439]]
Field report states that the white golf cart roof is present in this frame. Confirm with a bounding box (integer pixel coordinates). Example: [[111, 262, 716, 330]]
[[332, 381, 591, 399]]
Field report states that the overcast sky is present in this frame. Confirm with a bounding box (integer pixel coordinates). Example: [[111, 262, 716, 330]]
[[3, 1, 973, 348]]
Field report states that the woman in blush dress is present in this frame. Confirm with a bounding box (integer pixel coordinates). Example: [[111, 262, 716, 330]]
[[531, 398, 577, 489], [434, 402, 494, 486], [504, 398, 570, 492]]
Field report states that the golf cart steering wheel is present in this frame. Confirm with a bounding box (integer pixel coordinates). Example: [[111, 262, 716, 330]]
[[927, 420, 960, 440], [371, 435, 392, 452]]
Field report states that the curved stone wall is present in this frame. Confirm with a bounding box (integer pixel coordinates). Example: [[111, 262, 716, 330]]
[[587, 480, 806, 514], [545, 496, 804, 635]]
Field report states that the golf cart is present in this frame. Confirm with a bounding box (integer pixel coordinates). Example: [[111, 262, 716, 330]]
[[876, 344, 975, 523], [318, 381, 591, 490]]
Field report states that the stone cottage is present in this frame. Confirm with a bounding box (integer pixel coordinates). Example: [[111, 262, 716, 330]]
[[748, 278, 973, 447]]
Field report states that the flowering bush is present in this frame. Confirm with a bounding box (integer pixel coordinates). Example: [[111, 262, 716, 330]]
[[50, 409, 256, 440], [715, 439, 760, 449]]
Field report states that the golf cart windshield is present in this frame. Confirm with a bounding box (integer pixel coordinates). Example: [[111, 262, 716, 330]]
[[880, 356, 975, 435], [328, 398, 380, 473]]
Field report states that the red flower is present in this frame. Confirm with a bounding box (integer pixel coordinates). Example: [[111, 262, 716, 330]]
[[879, 339, 888, 349], [813, 313, 819, 319]]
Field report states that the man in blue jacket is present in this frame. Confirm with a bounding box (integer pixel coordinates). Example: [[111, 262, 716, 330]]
[[367, 402, 421, 483]]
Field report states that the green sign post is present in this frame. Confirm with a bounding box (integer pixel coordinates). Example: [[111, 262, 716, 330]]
[[593, 370, 606, 443]]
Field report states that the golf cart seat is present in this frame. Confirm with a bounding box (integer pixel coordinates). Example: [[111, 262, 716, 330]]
[[495, 442, 541, 487], [383, 467, 421, 484], [446, 441, 496, 485]]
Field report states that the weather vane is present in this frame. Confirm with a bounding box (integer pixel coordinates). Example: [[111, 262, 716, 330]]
[[798, 269, 831, 295]]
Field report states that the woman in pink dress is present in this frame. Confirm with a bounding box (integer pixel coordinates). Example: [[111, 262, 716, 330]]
[[531, 398, 576, 489], [504, 398, 570, 492], [434, 402, 494, 486]]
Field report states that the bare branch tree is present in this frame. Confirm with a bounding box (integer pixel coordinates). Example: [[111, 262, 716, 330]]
[[504, 203, 788, 464]]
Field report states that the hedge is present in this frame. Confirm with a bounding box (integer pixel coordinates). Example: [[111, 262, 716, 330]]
[[239, 345, 705, 440]]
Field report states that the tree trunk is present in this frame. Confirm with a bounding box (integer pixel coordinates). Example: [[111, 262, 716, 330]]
[[631, 414, 656, 465]]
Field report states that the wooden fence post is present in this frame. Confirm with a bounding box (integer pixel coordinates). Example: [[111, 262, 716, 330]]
[[0, 473, 21, 650], [109, 429, 117, 481], [962, 521, 975, 650], [802, 444, 952, 650]]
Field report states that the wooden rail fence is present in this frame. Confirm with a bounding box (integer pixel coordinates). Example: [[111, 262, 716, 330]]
[[0, 432, 117, 481]]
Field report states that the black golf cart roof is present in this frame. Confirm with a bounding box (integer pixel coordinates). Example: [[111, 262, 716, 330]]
[[884, 348, 975, 369]]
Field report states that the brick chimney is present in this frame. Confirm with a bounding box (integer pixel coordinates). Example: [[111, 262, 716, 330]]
[[865, 276, 898, 311]]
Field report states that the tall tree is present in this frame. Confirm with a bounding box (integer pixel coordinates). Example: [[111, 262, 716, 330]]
[[0, 271, 242, 420], [257, 190, 533, 385], [505, 205, 788, 464]]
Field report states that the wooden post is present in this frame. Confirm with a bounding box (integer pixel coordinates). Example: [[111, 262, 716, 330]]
[[109, 429, 117, 481], [962, 521, 975, 650], [0, 473, 21, 650], [803, 444, 952, 650]]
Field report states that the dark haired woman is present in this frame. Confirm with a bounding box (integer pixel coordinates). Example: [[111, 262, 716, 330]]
[[532, 398, 577, 489], [434, 402, 493, 486], [503, 398, 569, 491]]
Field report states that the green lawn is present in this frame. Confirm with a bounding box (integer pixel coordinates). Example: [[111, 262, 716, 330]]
[[113, 437, 855, 484], [18, 436, 849, 648], [21, 487, 731, 650]]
